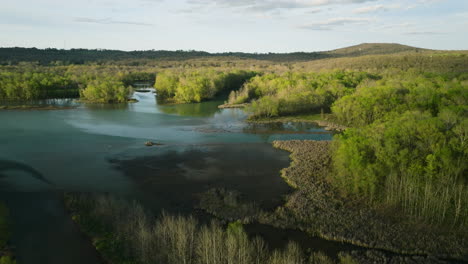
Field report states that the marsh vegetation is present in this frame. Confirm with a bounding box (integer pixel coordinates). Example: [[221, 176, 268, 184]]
[[65, 193, 361, 264]]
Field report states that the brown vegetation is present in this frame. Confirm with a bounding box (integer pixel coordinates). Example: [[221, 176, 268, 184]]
[[258, 140, 467, 261], [64, 193, 342, 264]]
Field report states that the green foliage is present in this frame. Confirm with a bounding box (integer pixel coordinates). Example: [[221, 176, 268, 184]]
[[0, 256, 16, 264], [0, 65, 157, 102], [298, 52, 468, 74], [332, 71, 468, 126], [332, 110, 467, 226], [120, 72, 156, 87], [80, 78, 130, 103], [329, 70, 468, 227], [155, 69, 257, 103], [230, 70, 377, 118], [337, 253, 359, 264], [0, 70, 79, 100]]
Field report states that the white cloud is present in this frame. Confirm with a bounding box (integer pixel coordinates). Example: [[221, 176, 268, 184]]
[[299, 17, 372, 30], [74, 17, 153, 26], [404, 31, 446, 35], [353, 4, 401, 14], [186, 0, 379, 13]]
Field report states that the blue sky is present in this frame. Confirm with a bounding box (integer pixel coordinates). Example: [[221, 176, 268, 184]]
[[1, 0, 467, 52]]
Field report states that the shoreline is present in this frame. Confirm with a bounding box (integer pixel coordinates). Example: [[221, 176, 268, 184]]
[[60, 140, 467, 263], [261, 140, 467, 261], [246, 114, 347, 132], [0, 105, 77, 111], [218, 103, 248, 109]]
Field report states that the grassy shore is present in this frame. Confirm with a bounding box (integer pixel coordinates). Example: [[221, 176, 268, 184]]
[[257, 140, 467, 261]]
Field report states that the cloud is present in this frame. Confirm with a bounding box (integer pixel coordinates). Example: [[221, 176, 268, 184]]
[[353, 4, 401, 14], [299, 17, 372, 30], [378, 22, 414, 30], [404, 31, 446, 35], [306, 8, 322, 14], [74, 17, 153, 26], [186, 0, 379, 13]]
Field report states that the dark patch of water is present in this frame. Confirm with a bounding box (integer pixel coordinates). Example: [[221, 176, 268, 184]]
[[0, 192, 102, 264]]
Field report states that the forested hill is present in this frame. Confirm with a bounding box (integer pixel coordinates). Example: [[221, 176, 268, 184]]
[[0, 43, 439, 65], [326, 43, 428, 56]]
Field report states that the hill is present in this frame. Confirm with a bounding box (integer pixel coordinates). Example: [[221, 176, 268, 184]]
[[326, 43, 429, 56], [0, 43, 462, 65]]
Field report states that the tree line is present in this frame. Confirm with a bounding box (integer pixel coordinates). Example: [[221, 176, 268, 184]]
[[228, 71, 379, 117], [65, 193, 358, 264], [155, 69, 257, 103], [0, 65, 156, 103]]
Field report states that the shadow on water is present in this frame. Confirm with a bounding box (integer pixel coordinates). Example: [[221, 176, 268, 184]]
[[0, 192, 103, 264], [0, 160, 53, 186], [0, 160, 102, 264], [110, 143, 292, 213]]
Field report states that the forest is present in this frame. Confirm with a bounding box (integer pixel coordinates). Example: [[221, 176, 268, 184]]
[[330, 71, 467, 226], [0, 65, 155, 103], [0, 43, 425, 65], [224, 68, 467, 227], [155, 69, 257, 103]]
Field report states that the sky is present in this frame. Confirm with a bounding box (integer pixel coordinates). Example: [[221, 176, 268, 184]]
[[1, 0, 467, 52]]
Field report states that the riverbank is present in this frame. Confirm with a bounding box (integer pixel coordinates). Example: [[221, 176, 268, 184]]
[[258, 140, 467, 261], [0, 105, 76, 111], [246, 114, 347, 132], [218, 103, 248, 109]]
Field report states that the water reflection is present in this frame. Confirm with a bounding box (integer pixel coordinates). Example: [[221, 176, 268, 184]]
[[0, 98, 79, 107], [156, 100, 223, 117], [0, 91, 337, 264]]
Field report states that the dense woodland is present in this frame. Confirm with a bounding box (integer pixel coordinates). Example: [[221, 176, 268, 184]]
[[155, 69, 257, 103], [222, 67, 467, 227], [0, 65, 156, 103], [227, 71, 379, 117], [330, 71, 467, 226], [0, 43, 426, 65]]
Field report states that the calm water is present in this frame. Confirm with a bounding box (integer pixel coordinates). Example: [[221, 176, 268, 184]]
[[0, 90, 334, 264]]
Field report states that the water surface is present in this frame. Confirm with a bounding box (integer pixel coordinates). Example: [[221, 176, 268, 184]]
[[0, 90, 333, 263]]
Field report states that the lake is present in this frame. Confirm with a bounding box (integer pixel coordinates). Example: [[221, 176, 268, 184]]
[[0, 90, 340, 264]]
